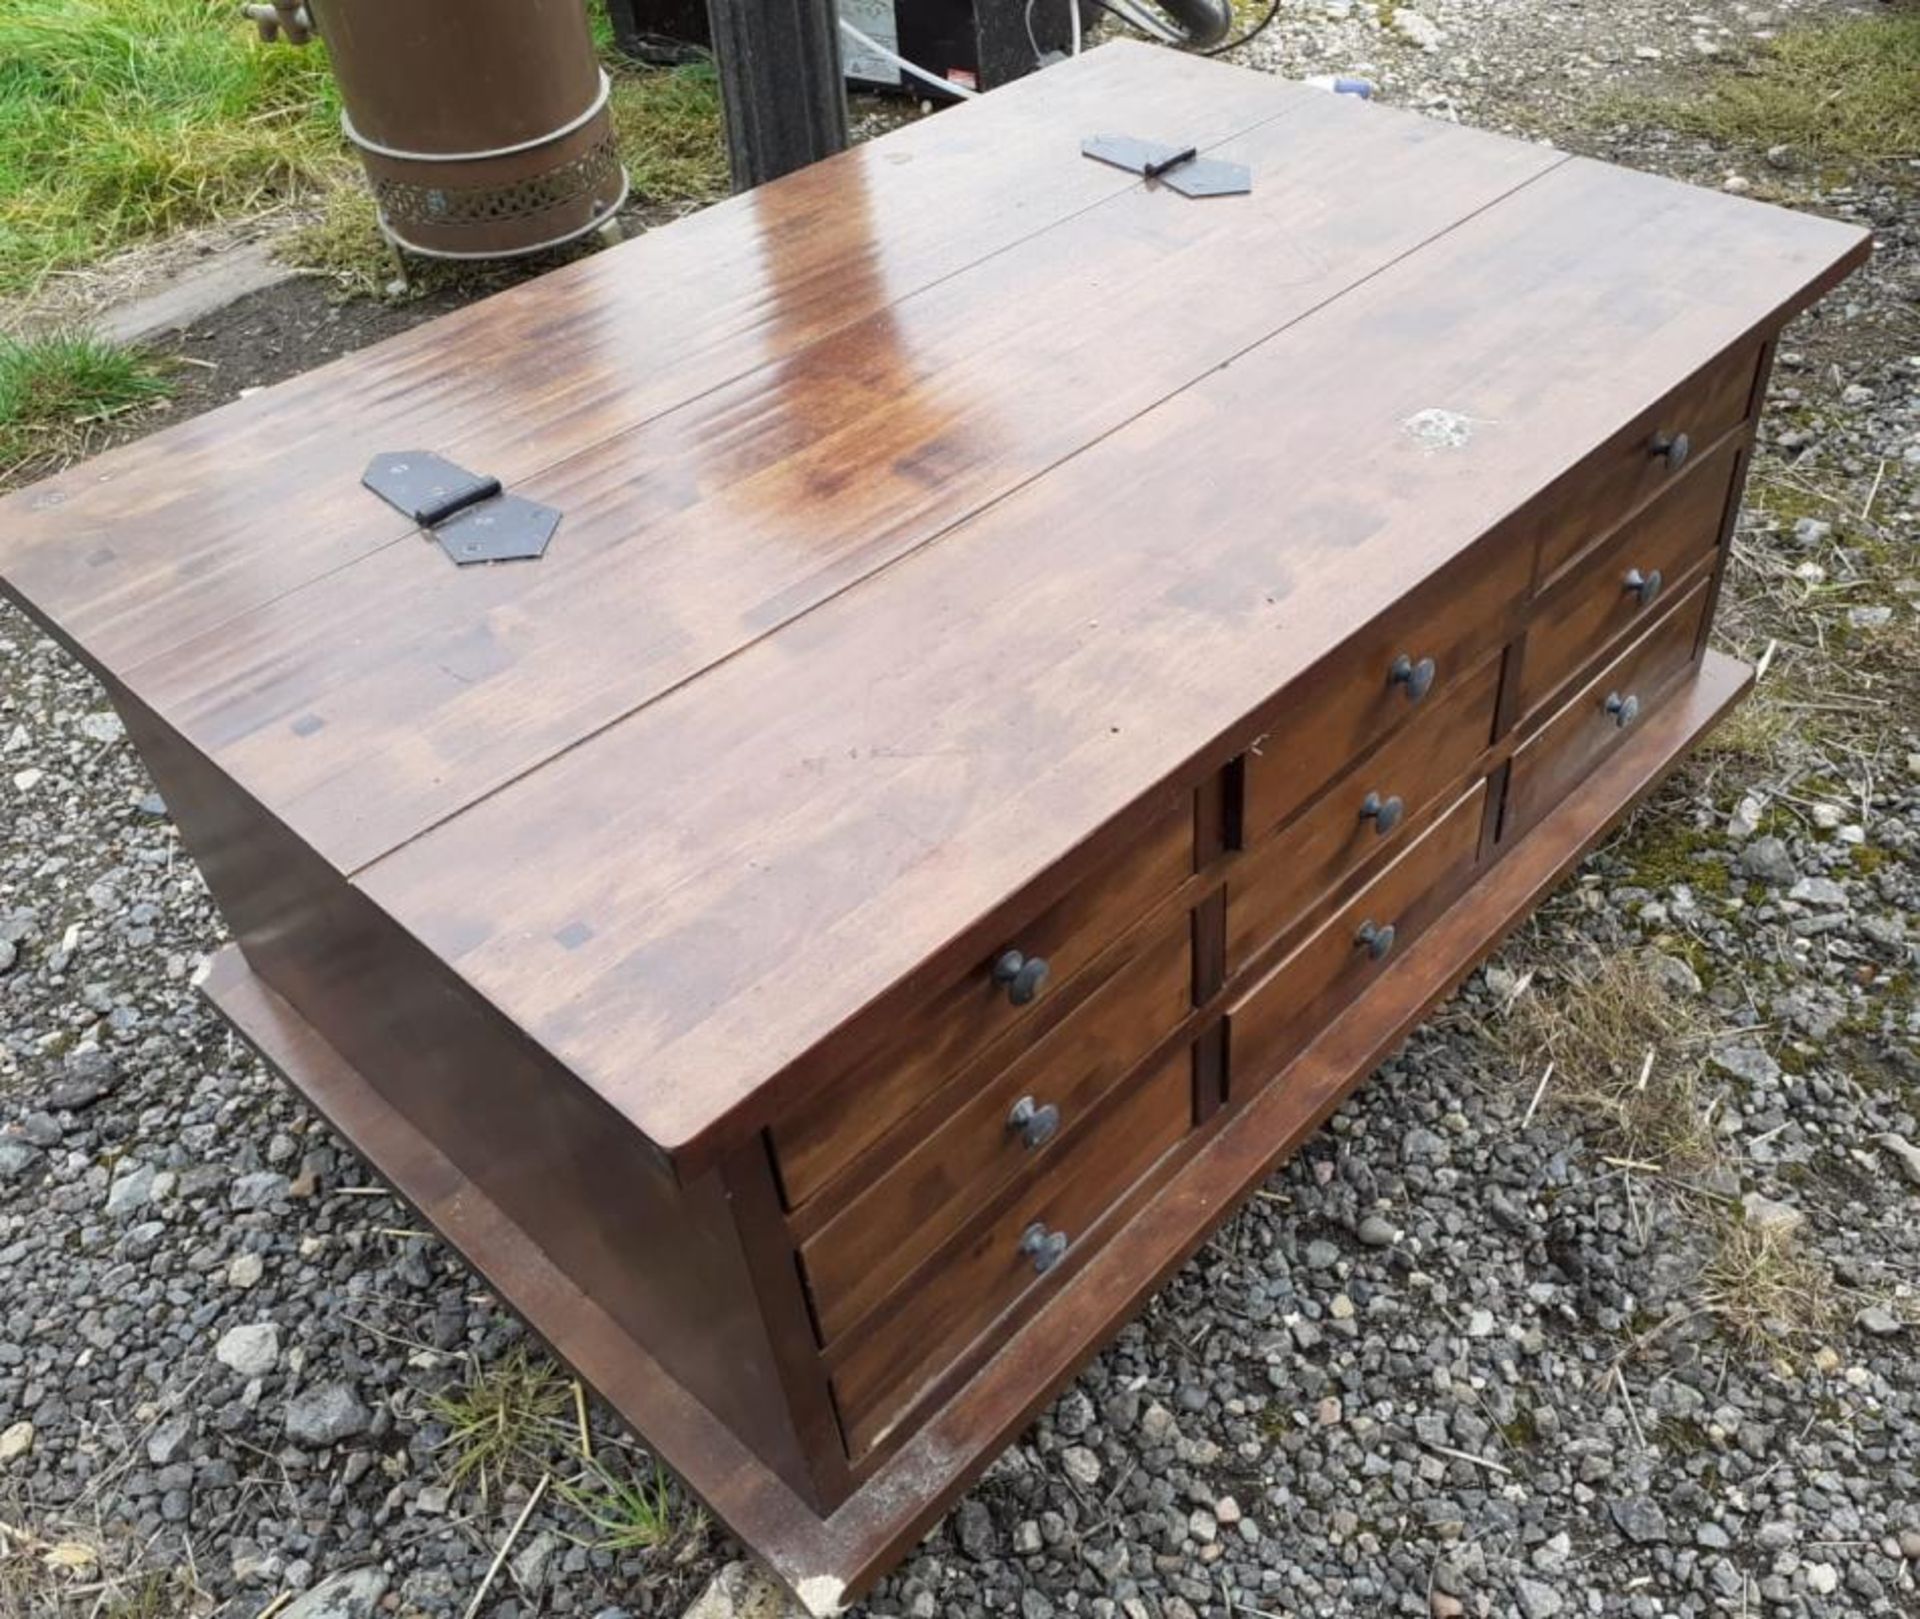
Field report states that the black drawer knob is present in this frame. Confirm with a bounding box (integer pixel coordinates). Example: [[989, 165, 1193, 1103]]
[[1650, 431, 1690, 471], [1623, 566, 1663, 607], [1355, 919, 1396, 960], [992, 949, 1050, 1006], [1019, 1221, 1070, 1274], [1007, 1095, 1061, 1150], [1604, 691, 1640, 729], [1359, 791, 1404, 836], [1388, 653, 1436, 703]]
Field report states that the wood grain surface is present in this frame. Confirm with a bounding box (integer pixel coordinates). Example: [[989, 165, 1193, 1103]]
[[0, 43, 1304, 670], [0, 43, 1867, 1182], [358, 154, 1864, 1170], [113, 87, 1557, 870]]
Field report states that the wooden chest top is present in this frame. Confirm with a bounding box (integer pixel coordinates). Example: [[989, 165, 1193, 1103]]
[[0, 42, 1866, 1172]]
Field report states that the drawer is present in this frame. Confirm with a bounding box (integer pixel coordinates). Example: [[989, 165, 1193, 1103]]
[[800, 917, 1192, 1345], [1226, 780, 1487, 1094], [829, 1046, 1192, 1459], [1228, 652, 1500, 973], [1239, 535, 1527, 839], [770, 793, 1192, 1207], [1519, 434, 1739, 716], [1505, 574, 1712, 838], [1535, 343, 1760, 583]]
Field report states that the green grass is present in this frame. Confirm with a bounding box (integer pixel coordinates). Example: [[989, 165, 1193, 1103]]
[[1701, 1215, 1839, 1352], [559, 1457, 687, 1552], [429, 1346, 574, 1501], [0, 330, 170, 468], [425, 1345, 695, 1557], [611, 61, 727, 204], [0, 3, 721, 304], [0, 0, 347, 297], [1603, 14, 1920, 163], [270, 182, 402, 301]]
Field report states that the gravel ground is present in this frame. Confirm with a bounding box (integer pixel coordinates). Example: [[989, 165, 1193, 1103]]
[[3, 2, 1917, 1617]]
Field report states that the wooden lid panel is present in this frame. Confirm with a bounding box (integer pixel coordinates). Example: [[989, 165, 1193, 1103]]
[[115, 93, 1557, 870], [359, 156, 1864, 1167], [0, 42, 1289, 674]]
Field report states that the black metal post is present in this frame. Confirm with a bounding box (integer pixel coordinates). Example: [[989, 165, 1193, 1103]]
[[705, 0, 850, 191], [602, 0, 646, 56]]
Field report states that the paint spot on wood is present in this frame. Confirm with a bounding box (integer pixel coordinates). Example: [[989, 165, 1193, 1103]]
[[1401, 408, 1486, 451]]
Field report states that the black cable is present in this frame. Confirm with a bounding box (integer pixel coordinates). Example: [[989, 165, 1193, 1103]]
[[1087, 0, 1284, 55], [1202, 0, 1284, 56]]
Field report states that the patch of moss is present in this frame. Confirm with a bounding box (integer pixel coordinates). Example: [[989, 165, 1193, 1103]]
[[1851, 843, 1893, 876], [1838, 974, 1913, 1043], [1500, 1408, 1540, 1448], [1621, 819, 1732, 897], [1672, 934, 1718, 992], [1699, 696, 1794, 767], [1653, 1415, 1706, 1455], [100, 1570, 184, 1619]]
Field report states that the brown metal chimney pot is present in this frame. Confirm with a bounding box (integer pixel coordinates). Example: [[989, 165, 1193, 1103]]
[[302, 0, 627, 258]]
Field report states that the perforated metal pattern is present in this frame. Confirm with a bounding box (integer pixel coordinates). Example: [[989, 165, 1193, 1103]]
[[373, 134, 623, 232]]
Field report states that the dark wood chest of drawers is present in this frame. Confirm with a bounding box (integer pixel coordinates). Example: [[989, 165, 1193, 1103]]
[[0, 41, 1865, 1613]]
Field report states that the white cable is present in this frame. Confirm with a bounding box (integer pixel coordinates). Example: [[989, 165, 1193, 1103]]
[[1031, 0, 1091, 60], [838, 18, 980, 99]]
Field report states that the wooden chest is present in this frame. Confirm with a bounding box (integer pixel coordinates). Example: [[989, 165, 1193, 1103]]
[[0, 42, 1865, 1612]]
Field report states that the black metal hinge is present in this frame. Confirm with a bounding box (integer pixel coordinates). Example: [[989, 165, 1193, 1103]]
[[362, 452, 561, 566], [1081, 134, 1251, 198]]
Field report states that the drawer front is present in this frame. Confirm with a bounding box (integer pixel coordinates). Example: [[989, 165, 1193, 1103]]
[[830, 1047, 1192, 1459], [1226, 780, 1487, 1094], [1505, 575, 1712, 837], [1520, 435, 1740, 716], [801, 918, 1192, 1345], [771, 793, 1192, 1207], [1240, 536, 1527, 839], [1536, 343, 1759, 583], [1229, 652, 1500, 973]]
